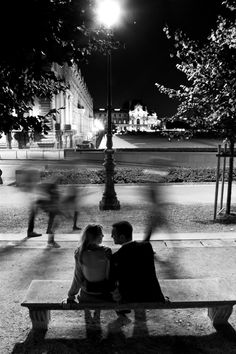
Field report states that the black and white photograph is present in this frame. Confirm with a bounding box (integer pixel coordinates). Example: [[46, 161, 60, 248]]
[[0, 0, 236, 353]]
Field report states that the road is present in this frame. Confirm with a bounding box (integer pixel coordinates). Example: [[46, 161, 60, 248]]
[[116, 134, 222, 149], [0, 135, 225, 183], [73, 135, 221, 168], [0, 151, 221, 184]]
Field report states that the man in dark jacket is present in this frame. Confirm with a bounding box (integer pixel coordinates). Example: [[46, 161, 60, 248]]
[[110, 220, 165, 303]]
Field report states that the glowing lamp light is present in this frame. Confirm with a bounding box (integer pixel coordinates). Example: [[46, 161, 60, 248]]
[[96, 0, 121, 28], [93, 119, 104, 132]]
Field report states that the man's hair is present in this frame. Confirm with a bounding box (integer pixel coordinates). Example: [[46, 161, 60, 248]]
[[112, 221, 133, 241]]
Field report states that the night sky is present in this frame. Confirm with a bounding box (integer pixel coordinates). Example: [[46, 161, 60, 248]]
[[81, 0, 223, 116]]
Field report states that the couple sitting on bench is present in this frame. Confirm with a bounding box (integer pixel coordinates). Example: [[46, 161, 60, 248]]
[[65, 220, 166, 309]]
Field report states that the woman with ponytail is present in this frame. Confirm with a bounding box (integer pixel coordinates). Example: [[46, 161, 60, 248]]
[[66, 224, 113, 303]]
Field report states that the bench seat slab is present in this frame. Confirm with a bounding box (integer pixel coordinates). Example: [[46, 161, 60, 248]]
[[22, 278, 236, 308], [22, 278, 236, 332]]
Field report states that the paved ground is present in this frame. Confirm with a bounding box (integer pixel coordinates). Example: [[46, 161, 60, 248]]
[[1, 232, 236, 255], [1, 229, 236, 354], [100, 135, 222, 149], [1, 183, 236, 353]]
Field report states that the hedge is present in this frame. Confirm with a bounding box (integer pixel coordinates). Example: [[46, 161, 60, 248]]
[[40, 167, 236, 184]]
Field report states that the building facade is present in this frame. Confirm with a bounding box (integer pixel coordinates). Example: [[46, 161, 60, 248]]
[[0, 63, 94, 149], [94, 108, 129, 133], [37, 63, 94, 148], [94, 103, 160, 134]]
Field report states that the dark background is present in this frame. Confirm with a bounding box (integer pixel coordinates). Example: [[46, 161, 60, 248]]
[[81, 0, 223, 116]]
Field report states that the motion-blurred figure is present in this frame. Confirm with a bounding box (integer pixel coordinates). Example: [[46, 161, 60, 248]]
[[144, 183, 170, 242], [19, 168, 81, 247], [15, 167, 60, 246], [27, 180, 81, 246], [17, 167, 40, 192], [27, 179, 60, 238], [0, 169, 3, 184], [143, 183, 178, 279], [61, 185, 81, 231]]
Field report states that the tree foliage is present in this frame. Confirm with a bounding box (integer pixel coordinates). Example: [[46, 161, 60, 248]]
[[156, 0, 236, 215], [0, 0, 116, 136], [156, 0, 236, 140]]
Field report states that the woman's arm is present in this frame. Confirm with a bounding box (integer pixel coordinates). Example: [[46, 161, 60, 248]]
[[67, 253, 84, 300]]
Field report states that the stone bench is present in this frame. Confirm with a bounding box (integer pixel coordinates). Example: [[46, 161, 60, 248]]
[[21, 278, 236, 332]]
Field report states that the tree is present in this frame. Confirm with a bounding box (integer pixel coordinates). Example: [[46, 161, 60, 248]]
[[0, 0, 114, 138], [14, 131, 30, 149], [155, 0, 236, 214]]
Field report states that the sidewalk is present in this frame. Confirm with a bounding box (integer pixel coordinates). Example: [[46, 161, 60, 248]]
[[1, 188, 236, 353], [2, 231, 236, 354], [1, 183, 236, 239], [0, 183, 229, 206], [0, 231, 236, 242], [1, 231, 235, 253]]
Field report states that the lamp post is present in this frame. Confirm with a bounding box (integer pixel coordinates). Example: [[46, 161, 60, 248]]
[[96, 0, 121, 210]]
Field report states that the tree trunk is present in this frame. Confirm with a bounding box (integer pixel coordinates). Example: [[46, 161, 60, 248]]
[[226, 140, 234, 215], [6, 132, 12, 149]]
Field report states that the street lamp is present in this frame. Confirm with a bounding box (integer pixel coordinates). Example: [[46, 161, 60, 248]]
[[96, 0, 121, 210]]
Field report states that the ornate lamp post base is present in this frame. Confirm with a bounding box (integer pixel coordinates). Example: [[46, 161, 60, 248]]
[[99, 195, 120, 210], [99, 148, 120, 210]]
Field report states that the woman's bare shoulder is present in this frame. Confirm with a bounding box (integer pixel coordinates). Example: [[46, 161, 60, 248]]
[[91, 245, 112, 258]]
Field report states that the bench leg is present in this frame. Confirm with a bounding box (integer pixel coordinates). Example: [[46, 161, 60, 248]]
[[208, 305, 233, 325], [29, 309, 51, 330]]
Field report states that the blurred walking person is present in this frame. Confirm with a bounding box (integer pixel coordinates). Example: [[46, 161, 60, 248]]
[[27, 178, 61, 247], [0, 169, 3, 184], [143, 183, 178, 279], [61, 185, 81, 231], [144, 183, 170, 242]]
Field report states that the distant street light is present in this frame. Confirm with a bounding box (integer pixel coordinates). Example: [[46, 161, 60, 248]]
[[96, 0, 121, 210]]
